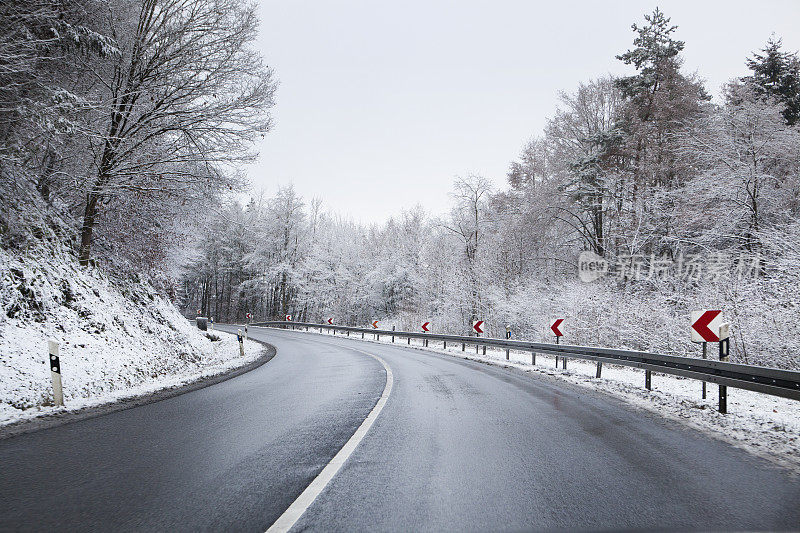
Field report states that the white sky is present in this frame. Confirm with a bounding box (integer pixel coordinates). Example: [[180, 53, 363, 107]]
[[249, 0, 800, 224]]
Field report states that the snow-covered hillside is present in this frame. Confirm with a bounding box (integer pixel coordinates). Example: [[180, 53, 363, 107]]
[[0, 243, 259, 426]]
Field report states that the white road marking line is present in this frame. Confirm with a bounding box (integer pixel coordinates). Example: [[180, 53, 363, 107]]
[[265, 346, 394, 533]]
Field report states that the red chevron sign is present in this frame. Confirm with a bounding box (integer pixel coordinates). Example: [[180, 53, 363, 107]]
[[691, 310, 722, 343], [327, 317, 333, 325], [422, 322, 430, 332], [550, 318, 564, 337], [285, 314, 292, 321], [372, 320, 379, 329], [472, 320, 484, 334]]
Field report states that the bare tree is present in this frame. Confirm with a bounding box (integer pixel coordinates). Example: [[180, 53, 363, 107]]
[[77, 0, 276, 265], [443, 175, 493, 324], [675, 83, 800, 251]]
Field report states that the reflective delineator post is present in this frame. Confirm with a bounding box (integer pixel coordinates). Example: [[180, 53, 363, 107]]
[[718, 323, 731, 414], [555, 336, 560, 368], [48, 340, 64, 407], [244, 324, 248, 342], [237, 329, 244, 358]]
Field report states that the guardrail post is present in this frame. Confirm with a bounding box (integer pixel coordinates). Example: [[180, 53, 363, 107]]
[[443, 340, 447, 349], [505, 348, 509, 360], [377, 333, 380, 341], [407, 336, 410, 344], [482, 345, 486, 355], [701, 342, 707, 400], [461, 342, 465, 351], [645, 370, 651, 390], [555, 336, 560, 368], [48, 340, 64, 407], [596, 361, 602, 378], [562, 357, 567, 370], [719, 338, 729, 413], [531, 352, 536, 365]]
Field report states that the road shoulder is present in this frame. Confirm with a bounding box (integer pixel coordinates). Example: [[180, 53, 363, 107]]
[[0, 339, 275, 440]]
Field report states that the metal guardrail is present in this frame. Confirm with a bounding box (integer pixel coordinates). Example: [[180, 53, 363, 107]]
[[250, 321, 800, 407]]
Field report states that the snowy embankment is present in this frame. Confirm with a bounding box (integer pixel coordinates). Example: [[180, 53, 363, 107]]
[[300, 327, 800, 473], [0, 245, 263, 429]]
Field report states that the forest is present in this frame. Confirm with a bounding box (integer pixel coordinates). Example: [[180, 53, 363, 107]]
[[2, 4, 799, 369], [182, 10, 800, 369], [1, 0, 276, 275]]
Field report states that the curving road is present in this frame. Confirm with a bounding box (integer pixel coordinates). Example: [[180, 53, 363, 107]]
[[1, 325, 799, 531]]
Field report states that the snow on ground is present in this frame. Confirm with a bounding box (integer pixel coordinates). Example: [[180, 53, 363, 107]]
[[0, 245, 263, 428], [291, 326, 800, 473]]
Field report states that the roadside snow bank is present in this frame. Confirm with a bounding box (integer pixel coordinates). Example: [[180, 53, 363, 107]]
[[0, 245, 263, 428]]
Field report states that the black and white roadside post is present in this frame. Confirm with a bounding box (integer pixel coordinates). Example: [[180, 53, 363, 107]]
[[244, 324, 248, 342], [237, 329, 244, 358], [690, 309, 723, 401], [48, 340, 64, 407], [392, 325, 395, 343], [718, 322, 731, 414], [505, 325, 511, 360]]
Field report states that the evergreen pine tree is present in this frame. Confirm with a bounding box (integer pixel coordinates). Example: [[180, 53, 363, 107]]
[[743, 37, 800, 125]]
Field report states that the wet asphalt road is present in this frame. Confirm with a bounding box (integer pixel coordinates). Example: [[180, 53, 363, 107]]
[[1, 326, 799, 531]]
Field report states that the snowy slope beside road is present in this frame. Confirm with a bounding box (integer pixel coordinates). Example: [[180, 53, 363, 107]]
[[0, 245, 261, 427]]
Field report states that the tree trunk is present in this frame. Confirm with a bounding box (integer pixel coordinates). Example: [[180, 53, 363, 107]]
[[78, 192, 100, 266]]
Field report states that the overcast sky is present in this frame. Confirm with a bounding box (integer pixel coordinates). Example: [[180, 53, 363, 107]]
[[249, 0, 800, 224]]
